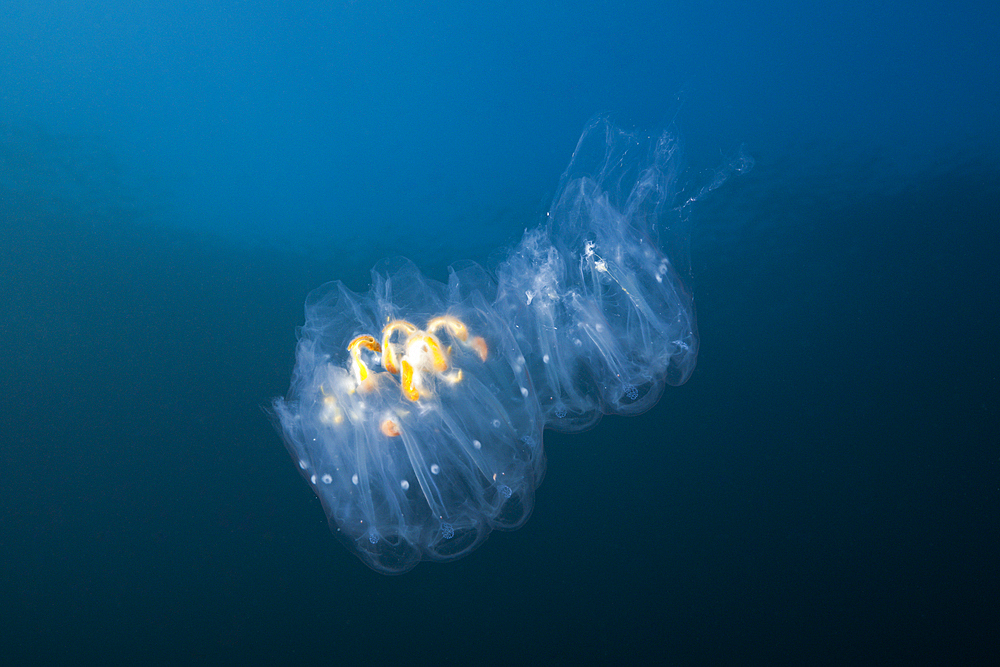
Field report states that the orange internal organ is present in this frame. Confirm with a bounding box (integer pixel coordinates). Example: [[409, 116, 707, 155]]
[[380, 320, 416, 375], [427, 315, 469, 342], [407, 334, 449, 373], [400, 359, 420, 401], [470, 336, 488, 362], [427, 315, 488, 362], [380, 418, 401, 437], [347, 335, 381, 384]]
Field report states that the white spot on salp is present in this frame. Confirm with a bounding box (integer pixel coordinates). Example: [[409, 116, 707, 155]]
[[430, 464, 440, 475], [574, 338, 583, 346], [321, 474, 332, 484], [525, 290, 534, 305], [400, 479, 409, 490], [520, 386, 529, 397], [473, 440, 482, 449], [351, 474, 359, 485], [542, 354, 550, 364], [310, 474, 317, 484], [492, 419, 501, 428], [299, 459, 308, 469]]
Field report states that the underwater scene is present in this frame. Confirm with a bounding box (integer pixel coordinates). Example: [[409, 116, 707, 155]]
[[2, 1, 997, 664]]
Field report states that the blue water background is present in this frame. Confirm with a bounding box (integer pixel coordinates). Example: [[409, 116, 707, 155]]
[[2, 1, 997, 663]]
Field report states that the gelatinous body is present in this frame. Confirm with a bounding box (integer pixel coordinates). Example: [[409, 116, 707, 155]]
[[273, 118, 731, 573]]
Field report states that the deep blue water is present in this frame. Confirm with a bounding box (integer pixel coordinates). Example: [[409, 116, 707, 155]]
[[2, 1, 997, 664]]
